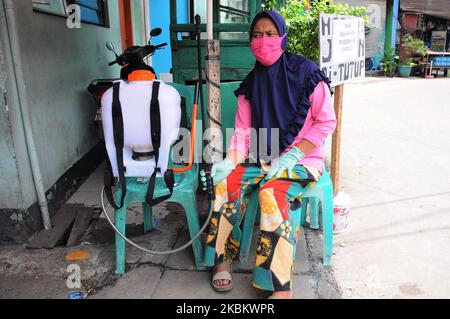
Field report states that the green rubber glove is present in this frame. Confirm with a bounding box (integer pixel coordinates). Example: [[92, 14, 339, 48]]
[[200, 158, 236, 188], [265, 146, 305, 180]]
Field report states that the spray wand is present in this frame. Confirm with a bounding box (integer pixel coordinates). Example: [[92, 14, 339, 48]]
[[195, 14, 215, 201]]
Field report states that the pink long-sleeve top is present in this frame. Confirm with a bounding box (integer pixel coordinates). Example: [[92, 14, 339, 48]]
[[227, 80, 336, 174]]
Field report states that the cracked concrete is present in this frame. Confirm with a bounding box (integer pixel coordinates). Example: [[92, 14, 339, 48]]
[[304, 228, 342, 299]]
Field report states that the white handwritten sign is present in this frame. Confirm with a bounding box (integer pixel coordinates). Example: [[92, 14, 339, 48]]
[[320, 14, 365, 87]]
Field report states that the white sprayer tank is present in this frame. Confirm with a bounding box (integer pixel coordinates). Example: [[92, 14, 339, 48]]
[[101, 80, 181, 177]]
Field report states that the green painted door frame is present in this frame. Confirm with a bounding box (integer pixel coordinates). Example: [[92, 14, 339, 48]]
[[384, 0, 399, 53], [169, 0, 262, 83]]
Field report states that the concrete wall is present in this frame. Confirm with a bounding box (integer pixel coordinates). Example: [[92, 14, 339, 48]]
[[0, 38, 23, 209], [0, 0, 122, 212]]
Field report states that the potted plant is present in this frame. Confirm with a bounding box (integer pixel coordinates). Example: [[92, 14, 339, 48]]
[[398, 58, 415, 77], [398, 34, 428, 77], [381, 47, 399, 77]]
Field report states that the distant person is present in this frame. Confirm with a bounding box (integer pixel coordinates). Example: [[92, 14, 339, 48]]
[[201, 10, 336, 299]]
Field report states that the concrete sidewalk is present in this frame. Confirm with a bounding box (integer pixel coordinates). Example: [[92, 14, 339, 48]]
[[331, 77, 450, 298], [0, 163, 339, 299]]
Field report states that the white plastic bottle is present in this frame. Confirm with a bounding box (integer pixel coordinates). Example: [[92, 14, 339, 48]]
[[333, 191, 351, 234]]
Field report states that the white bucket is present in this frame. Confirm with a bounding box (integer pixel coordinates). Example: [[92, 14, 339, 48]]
[[333, 191, 351, 234]]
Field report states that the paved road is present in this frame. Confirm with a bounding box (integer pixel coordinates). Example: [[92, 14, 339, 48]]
[[331, 77, 450, 298]]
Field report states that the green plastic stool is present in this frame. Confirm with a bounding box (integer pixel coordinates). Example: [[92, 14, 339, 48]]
[[114, 173, 204, 274], [114, 83, 205, 275], [299, 166, 334, 267], [239, 166, 334, 267]]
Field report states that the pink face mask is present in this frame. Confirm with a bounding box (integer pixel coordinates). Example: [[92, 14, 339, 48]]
[[250, 34, 286, 66]]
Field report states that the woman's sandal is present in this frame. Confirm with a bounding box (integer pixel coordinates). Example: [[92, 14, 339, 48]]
[[211, 263, 233, 292]]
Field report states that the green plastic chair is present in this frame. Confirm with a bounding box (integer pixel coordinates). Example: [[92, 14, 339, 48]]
[[114, 83, 204, 275], [239, 165, 334, 267]]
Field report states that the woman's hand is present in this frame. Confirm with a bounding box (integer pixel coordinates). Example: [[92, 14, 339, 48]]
[[265, 146, 305, 180], [200, 158, 236, 188]]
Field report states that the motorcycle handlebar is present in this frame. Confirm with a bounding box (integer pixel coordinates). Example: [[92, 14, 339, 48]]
[[108, 43, 167, 67], [154, 43, 167, 49]]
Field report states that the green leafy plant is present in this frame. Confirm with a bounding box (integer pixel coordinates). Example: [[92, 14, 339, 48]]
[[399, 34, 428, 66], [402, 34, 428, 56], [263, 0, 284, 9], [268, 0, 369, 63], [381, 47, 398, 77]]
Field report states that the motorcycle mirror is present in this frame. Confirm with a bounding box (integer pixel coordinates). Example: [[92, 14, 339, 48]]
[[106, 41, 115, 52], [150, 28, 162, 37]]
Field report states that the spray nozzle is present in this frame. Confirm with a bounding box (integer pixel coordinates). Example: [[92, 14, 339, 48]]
[[202, 164, 215, 201]]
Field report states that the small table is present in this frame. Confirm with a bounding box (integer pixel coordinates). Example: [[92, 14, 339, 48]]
[[424, 50, 450, 77]]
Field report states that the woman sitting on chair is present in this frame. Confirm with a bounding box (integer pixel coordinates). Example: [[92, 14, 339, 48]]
[[201, 10, 337, 299]]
